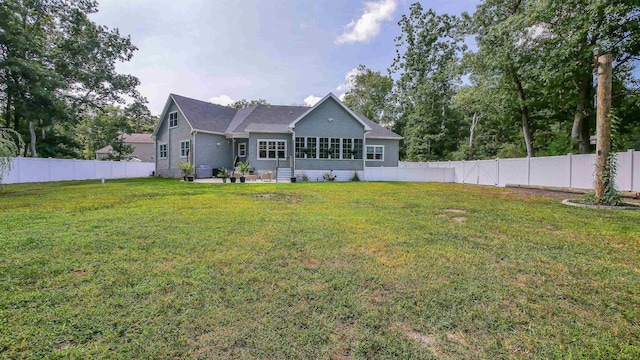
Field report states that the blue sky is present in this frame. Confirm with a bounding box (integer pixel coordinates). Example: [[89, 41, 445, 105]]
[[91, 0, 479, 114]]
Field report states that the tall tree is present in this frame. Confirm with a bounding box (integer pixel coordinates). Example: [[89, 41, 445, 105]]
[[527, 0, 640, 153], [0, 0, 140, 157], [342, 65, 393, 124], [389, 3, 467, 160]]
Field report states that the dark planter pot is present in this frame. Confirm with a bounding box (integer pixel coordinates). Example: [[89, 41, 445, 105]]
[[186, 175, 195, 182], [230, 177, 237, 183], [240, 176, 246, 183], [222, 177, 227, 183], [290, 177, 297, 183]]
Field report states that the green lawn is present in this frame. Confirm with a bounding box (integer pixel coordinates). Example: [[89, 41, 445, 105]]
[[1, 179, 639, 359]]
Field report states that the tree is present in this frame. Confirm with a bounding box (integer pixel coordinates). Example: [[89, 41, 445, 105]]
[[76, 106, 133, 160], [0, 128, 24, 183], [0, 0, 140, 157], [230, 99, 269, 109], [342, 65, 393, 123], [465, 0, 544, 157], [527, 0, 640, 153], [389, 3, 467, 160]]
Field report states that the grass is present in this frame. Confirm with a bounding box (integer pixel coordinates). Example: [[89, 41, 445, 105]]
[[1, 178, 639, 359]]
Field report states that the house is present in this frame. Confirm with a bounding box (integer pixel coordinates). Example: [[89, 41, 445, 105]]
[[152, 93, 402, 181], [96, 133, 155, 162]]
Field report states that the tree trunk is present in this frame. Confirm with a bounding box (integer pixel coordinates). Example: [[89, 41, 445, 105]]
[[468, 112, 478, 160], [572, 76, 592, 153], [28, 120, 37, 157], [509, 67, 535, 157], [5, 92, 12, 129], [594, 55, 612, 200]]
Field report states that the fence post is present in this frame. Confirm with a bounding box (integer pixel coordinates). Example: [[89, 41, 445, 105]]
[[630, 149, 635, 192], [476, 160, 480, 184], [495, 158, 500, 186], [110, 161, 113, 179], [568, 153, 573, 188], [462, 160, 465, 184], [527, 156, 531, 185], [15, 156, 21, 183], [48, 157, 52, 182]]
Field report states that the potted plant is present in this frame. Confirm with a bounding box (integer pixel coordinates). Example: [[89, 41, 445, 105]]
[[217, 167, 229, 183], [177, 161, 194, 181], [238, 161, 250, 183]]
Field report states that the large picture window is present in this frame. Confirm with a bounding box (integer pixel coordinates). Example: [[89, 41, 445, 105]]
[[366, 145, 384, 161], [330, 138, 340, 159], [169, 112, 178, 128], [159, 144, 167, 159], [319, 138, 329, 159], [353, 139, 363, 159], [258, 140, 286, 159], [180, 140, 190, 158], [296, 137, 363, 159]]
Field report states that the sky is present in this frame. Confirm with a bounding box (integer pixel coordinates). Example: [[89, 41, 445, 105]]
[[90, 0, 480, 114]]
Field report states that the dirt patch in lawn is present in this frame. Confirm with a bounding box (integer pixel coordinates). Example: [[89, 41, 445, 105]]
[[445, 209, 466, 213], [505, 187, 583, 200], [452, 217, 467, 223]]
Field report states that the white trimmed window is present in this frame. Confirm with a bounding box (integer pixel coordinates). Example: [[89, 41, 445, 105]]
[[366, 145, 384, 161], [180, 140, 190, 158], [168, 112, 178, 128], [258, 140, 286, 159], [238, 143, 246, 157], [159, 144, 167, 159]]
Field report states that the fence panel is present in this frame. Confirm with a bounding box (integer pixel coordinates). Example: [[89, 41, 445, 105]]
[[634, 151, 639, 192], [529, 155, 570, 188], [364, 167, 454, 182], [570, 154, 595, 189], [497, 158, 528, 187], [1, 157, 155, 184]]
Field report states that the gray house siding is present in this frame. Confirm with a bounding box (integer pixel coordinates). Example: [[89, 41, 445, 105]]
[[131, 143, 155, 163], [293, 97, 366, 171], [247, 133, 293, 172], [365, 138, 400, 167], [294, 97, 365, 139], [194, 133, 233, 171], [155, 100, 193, 178]]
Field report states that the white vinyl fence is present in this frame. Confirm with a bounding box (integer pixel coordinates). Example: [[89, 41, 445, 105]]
[[1, 157, 155, 184], [402, 149, 639, 192], [364, 166, 455, 182]]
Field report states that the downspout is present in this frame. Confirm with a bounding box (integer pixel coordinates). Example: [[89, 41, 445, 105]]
[[152, 135, 157, 176], [363, 130, 370, 174], [289, 127, 296, 175], [192, 131, 197, 167]]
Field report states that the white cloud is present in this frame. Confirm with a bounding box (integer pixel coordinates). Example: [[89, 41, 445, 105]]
[[303, 95, 322, 107], [335, 0, 397, 44], [208, 94, 235, 106], [338, 93, 347, 101]]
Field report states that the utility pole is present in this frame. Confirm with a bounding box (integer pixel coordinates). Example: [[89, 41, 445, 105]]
[[594, 54, 612, 201]]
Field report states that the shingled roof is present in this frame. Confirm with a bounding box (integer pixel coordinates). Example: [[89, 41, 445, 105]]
[[166, 94, 402, 139]]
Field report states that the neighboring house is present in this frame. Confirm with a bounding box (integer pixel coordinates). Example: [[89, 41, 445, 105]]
[[152, 93, 402, 181], [96, 133, 155, 162]]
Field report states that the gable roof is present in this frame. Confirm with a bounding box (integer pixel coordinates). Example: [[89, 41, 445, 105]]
[[154, 93, 401, 140], [171, 94, 236, 134], [289, 93, 372, 131]]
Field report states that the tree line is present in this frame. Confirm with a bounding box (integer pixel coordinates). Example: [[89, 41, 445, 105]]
[[0, 0, 156, 160], [343, 0, 640, 160]]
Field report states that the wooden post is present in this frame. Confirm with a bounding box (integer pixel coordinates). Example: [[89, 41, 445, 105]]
[[595, 54, 613, 200]]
